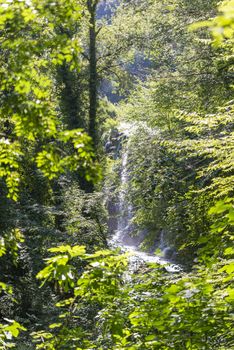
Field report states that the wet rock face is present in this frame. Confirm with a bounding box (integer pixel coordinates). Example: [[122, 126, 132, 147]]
[[163, 247, 173, 259], [104, 129, 126, 159], [163, 247, 175, 260], [105, 140, 112, 153], [107, 201, 119, 235]]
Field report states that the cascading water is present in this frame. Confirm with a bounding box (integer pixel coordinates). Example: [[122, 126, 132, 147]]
[[109, 132, 181, 273], [111, 146, 136, 248]]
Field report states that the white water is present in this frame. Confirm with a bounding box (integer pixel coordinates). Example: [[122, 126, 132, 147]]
[[109, 135, 181, 273]]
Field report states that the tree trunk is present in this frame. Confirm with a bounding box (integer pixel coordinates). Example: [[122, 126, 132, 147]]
[[87, 0, 98, 149]]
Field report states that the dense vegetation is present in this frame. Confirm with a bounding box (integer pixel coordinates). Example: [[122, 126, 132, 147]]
[[0, 0, 233, 349]]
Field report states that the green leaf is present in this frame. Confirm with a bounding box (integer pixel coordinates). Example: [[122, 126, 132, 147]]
[[49, 323, 62, 329], [145, 335, 156, 341], [224, 247, 234, 256]]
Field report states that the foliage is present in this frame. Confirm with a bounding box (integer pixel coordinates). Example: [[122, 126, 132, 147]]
[[0, 320, 26, 350], [0, 0, 100, 346], [32, 244, 128, 349], [28, 239, 234, 349], [0, 0, 233, 349], [0, 0, 99, 200], [62, 183, 108, 249], [191, 0, 234, 45]]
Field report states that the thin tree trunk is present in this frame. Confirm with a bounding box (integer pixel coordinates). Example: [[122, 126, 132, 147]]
[[87, 0, 98, 149]]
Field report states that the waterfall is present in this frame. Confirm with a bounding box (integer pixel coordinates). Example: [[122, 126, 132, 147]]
[[111, 137, 145, 249], [109, 136, 181, 273], [110, 143, 134, 247], [117, 149, 130, 236]]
